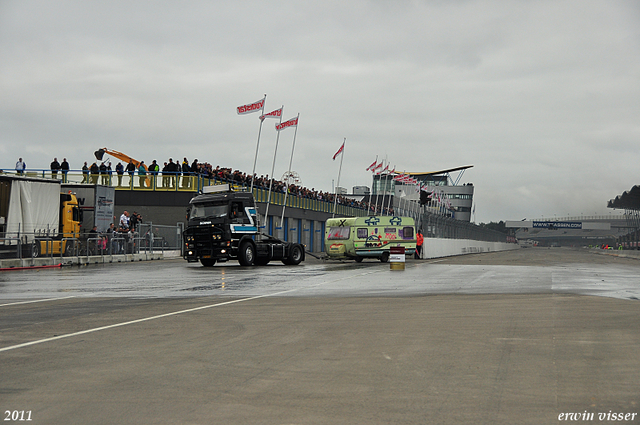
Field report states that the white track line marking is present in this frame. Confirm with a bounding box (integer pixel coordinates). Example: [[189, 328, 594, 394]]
[[0, 296, 76, 307], [0, 269, 381, 353]]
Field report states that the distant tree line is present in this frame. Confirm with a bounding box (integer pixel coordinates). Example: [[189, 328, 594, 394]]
[[478, 221, 509, 234]]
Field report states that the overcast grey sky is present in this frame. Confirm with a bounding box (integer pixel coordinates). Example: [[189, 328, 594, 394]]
[[1, 0, 639, 223]]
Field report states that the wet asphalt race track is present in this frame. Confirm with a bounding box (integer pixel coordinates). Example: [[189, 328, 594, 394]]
[[1, 248, 639, 424]]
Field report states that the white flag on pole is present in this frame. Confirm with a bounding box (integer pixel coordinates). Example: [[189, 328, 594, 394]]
[[276, 116, 299, 131], [260, 107, 283, 120], [237, 97, 266, 115]]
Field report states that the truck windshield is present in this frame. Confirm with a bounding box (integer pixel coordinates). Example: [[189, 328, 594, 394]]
[[189, 203, 228, 220]]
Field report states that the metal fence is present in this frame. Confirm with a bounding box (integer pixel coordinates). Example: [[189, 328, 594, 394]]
[[396, 203, 512, 243], [0, 225, 182, 260], [137, 223, 183, 251]]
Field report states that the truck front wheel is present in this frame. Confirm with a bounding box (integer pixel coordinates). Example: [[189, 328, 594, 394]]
[[238, 242, 255, 266]]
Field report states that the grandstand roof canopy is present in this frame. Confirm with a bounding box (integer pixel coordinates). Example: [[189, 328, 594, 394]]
[[608, 185, 640, 210], [405, 165, 474, 176]]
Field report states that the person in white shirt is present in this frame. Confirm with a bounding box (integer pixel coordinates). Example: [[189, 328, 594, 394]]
[[119, 211, 130, 230], [15, 158, 26, 175]]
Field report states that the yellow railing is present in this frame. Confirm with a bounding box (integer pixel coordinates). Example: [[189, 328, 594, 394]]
[[12, 170, 197, 192], [250, 186, 368, 217]]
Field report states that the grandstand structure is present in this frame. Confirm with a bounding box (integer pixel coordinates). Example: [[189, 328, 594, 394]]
[[2, 165, 515, 253], [608, 185, 640, 248], [503, 183, 640, 248], [371, 165, 475, 222], [507, 215, 630, 247]]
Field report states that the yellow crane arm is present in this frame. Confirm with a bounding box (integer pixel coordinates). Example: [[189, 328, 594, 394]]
[[94, 148, 147, 170]]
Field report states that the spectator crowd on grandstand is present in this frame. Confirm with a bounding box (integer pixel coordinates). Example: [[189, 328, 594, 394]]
[[14, 156, 393, 214]]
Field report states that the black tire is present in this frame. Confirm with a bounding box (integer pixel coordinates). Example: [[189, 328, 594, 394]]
[[238, 241, 255, 266], [80, 244, 95, 256], [380, 251, 390, 263], [31, 242, 41, 258], [284, 244, 304, 266], [200, 258, 216, 267], [354, 256, 363, 263], [64, 241, 75, 257]]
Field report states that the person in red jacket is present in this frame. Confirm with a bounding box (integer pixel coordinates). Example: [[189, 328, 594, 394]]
[[415, 230, 424, 259]]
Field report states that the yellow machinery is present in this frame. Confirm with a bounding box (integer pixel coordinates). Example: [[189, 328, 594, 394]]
[[37, 192, 81, 256], [94, 147, 150, 187]]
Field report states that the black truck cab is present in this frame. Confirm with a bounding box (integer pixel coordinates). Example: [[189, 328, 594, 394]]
[[183, 185, 304, 267]]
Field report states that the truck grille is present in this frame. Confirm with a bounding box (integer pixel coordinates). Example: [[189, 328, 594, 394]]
[[186, 226, 225, 244]]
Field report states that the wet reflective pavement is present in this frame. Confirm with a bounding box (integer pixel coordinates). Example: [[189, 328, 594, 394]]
[[1, 248, 639, 301], [1, 248, 639, 424]]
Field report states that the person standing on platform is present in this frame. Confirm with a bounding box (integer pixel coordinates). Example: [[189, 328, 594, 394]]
[[50, 157, 61, 179], [182, 158, 191, 189], [107, 161, 113, 185], [115, 162, 124, 186], [99, 161, 108, 185], [161, 162, 169, 188], [126, 160, 136, 186], [149, 160, 159, 188], [138, 161, 147, 188], [15, 158, 26, 175], [61, 158, 69, 182], [90, 162, 100, 184], [81, 161, 89, 183], [166, 158, 177, 188]]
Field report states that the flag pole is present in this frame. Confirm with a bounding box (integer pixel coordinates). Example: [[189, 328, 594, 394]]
[[414, 183, 419, 220], [332, 138, 346, 218], [367, 155, 377, 216], [280, 113, 300, 229], [374, 159, 384, 216], [386, 166, 395, 215], [250, 94, 267, 194], [380, 164, 387, 216], [264, 106, 283, 233]]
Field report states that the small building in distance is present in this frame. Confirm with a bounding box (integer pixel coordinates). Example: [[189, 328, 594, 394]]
[[372, 165, 475, 222]]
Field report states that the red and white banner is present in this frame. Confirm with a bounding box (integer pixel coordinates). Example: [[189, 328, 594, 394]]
[[237, 97, 265, 115], [333, 142, 345, 160], [366, 160, 377, 172], [393, 174, 418, 184], [276, 116, 298, 131], [379, 164, 390, 174], [260, 107, 283, 120]]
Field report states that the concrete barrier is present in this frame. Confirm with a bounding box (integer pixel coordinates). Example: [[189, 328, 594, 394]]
[[589, 248, 640, 261], [0, 252, 164, 270], [421, 238, 520, 259]]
